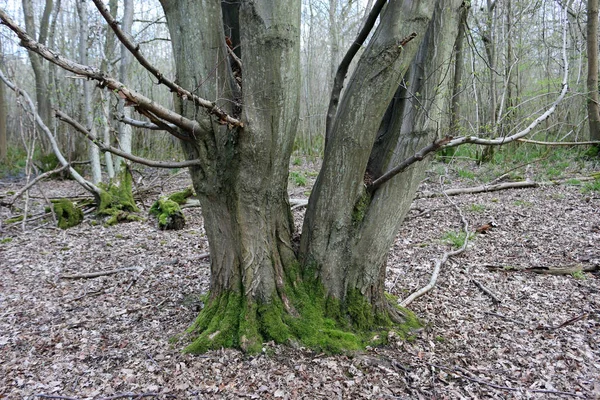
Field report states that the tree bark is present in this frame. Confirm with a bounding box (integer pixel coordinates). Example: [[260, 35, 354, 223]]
[[587, 0, 600, 142], [0, 40, 7, 162], [22, 0, 53, 152], [301, 1, 465, 317], [115, 0, 133, 172]]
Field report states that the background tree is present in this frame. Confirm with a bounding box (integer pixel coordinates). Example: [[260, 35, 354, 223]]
[[587, 0, 600, 145]]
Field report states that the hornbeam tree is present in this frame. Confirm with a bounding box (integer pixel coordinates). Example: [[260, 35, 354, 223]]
[[0, 0, 475, 352]]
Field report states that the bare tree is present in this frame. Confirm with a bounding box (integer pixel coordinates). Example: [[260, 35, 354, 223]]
[[587, 0, 600, 143]]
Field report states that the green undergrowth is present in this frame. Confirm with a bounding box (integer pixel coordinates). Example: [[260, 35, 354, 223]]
[[182, 262, 421, 355], [97, 168, 141, 226], [149, 187, 194, 230]]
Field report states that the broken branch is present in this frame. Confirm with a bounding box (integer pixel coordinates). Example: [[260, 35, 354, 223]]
[[60, 267, 141, 280]]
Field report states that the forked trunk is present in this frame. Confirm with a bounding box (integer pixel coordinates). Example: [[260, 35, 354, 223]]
[[161, 0, 465, 352]]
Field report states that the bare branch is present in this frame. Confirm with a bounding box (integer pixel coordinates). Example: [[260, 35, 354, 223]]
[[0, 8, 202, 137], [54, 110, 202, 169], [368, 136, 452, 192], [325, 0, 388, 141], [60, 267, 141, 280], [0, 68, 102, 200], [4, 164, 69, 206], [516, 138, 600, 146], [90, 0, 243, 128], [115, 114, 174, 130]]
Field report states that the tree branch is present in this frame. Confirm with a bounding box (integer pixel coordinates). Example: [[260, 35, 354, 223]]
[[0, 68, 102, 200], [90, 0, 243, 128], [4, 164, 69, 206], [325, 0, 388, 141], [60, 266, 141, 280], [0, 8, 203, 138], [368, 136, 452, 192], [516, 138, 600, 146], [54, 110, 202, 169], [115, 114, 175, 131]]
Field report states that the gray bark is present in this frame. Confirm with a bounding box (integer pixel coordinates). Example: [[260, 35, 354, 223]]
[[588, 0, 600, 141], [160, 0, 300, 302], [0, 40, 6, 162], [77, 0, 102, 183], [22, 0, 53, 150], [115, 0, 133, 172], [302, 0, 465, 306]]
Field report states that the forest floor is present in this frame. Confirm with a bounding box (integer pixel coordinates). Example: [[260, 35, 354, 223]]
[[1, 157, 599, 399]]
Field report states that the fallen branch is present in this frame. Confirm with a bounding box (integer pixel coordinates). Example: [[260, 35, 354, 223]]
[[400, 183, 470, 307], [535, 313, 589, 331], [427, 363, 587, 398], [60, 267, 141, 280], [55, 110, 202, 168], [3, 164, 69, 206], [0, 9, 203, 136], [484, 263, 599, 275], [97, 392, 161, 400], [34, 395, 78, 400], [471, 279, 501, 304], [418, 174, 600, 198]]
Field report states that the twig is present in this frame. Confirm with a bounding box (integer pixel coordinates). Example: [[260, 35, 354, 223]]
[[60, 267, 141, 280], [4, 165, 69, 206], [471, 279, 501, 304], [400, 180, 470, 307], [427, 363, 587, 398], [483, 311, 528, 326], [35, 395, 79, 400], [516, 138, 600, 146], [535, 313, 589, 331], [97, 393, 161, 400]]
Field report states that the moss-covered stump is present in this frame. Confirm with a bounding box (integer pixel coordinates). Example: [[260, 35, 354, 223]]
[[149, 187, 194, 230], [51, 199, 84, 229], [97, 169, 141, 226], [182, 270, 420, 354]]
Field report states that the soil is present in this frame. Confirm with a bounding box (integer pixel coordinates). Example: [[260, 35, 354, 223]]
[[1, 162, 599, 399]]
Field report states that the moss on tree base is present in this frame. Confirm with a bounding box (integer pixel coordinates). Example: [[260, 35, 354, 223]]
[[97, 168, 141, 226], [149, 187, 194, 230], [182, 266, 421, 354]]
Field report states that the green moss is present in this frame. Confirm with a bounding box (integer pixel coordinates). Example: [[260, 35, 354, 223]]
[[1, 237, 13, 244], [149, 197, 185, 230], [5, 215, 25, 224], [51, 199, 84, 229], [167, 187, 195, 205], [97, 168, 139, 225], [183, 264, 422, 354], [352, 191, 371, 226]]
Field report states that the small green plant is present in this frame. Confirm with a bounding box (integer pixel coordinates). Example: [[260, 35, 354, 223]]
[[457, 169, 475, 180], [292, 157, 302, 166], [513, 200, 533, 207], [441, 230, 475, 248], [289, 171, 307, 186], [581, 179, 600, 193], [468, 204, 486, 212], [571, 270, 586, 280], [1, 237, 13, 244]]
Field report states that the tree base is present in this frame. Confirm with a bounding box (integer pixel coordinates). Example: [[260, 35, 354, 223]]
[[181, 272, 421, 354]]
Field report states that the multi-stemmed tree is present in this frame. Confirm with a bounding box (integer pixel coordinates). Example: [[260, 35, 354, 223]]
[[0, 0, 501, 352]]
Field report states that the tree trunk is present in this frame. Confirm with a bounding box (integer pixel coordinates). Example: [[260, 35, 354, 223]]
[[115, 0, 133, 172], [0, 40, 6, 162], [158, 0, 465, 353], [22, 0, 53, 153], [587, 0, 600, 143], [77, 0, 102, 184], [301, 0, 465, 317]]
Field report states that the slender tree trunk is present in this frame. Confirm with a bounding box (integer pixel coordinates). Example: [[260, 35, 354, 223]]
[[99, 0, 117, 179], [450, 4, 468, 138], [77, 0, 102, 183], [587, 0, 600, 142], [0, 40, 6, 162], [329, 0, 339, 88], [22, 0, 53, 153], [115, 0, 133, 172]]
